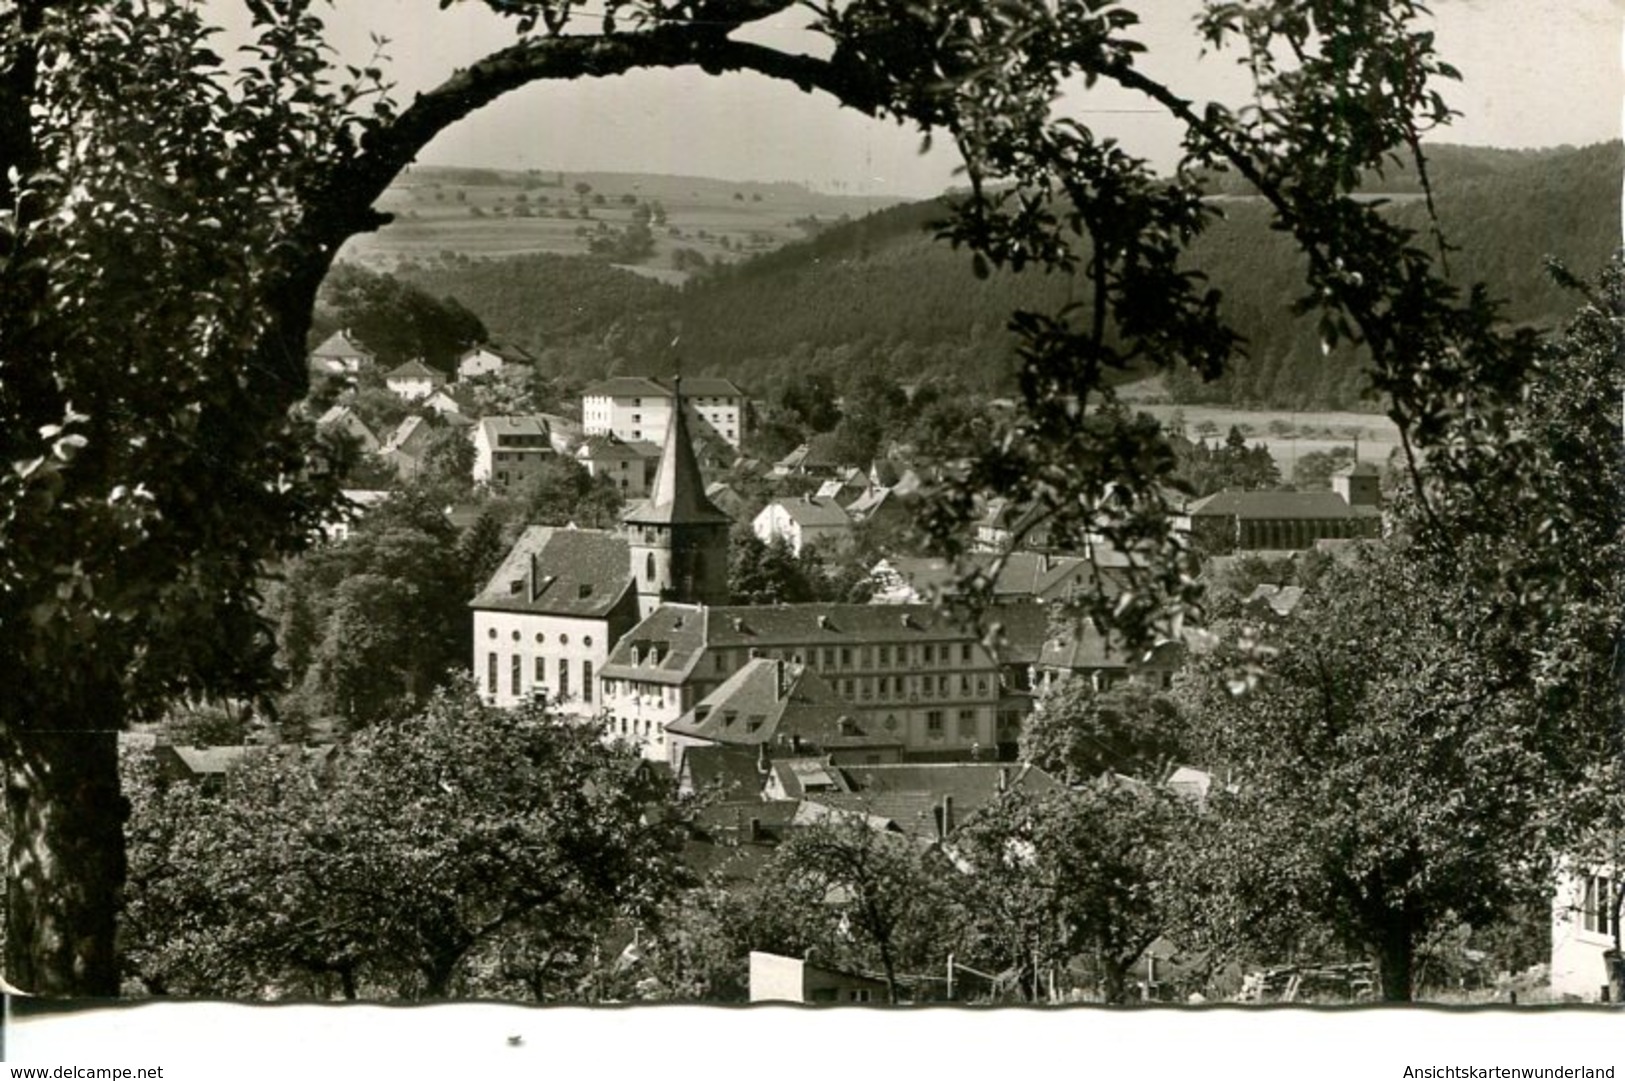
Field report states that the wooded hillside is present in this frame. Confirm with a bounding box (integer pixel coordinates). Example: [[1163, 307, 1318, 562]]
[[392, 142, 1620, 407]]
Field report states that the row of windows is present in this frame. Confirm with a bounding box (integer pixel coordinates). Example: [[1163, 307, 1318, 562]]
[[837, 672, 991, 702], [711, 642, 982, 676], [486, 652, 593, 704], [485, 629, 594, 647]]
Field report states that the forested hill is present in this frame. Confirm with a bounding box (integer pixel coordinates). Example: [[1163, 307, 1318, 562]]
[[398, 141, 1620, 408]]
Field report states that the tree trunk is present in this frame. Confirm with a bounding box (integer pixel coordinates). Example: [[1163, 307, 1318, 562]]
[[4, 726, 126, 995], [1374, 928, 1415, 1003]]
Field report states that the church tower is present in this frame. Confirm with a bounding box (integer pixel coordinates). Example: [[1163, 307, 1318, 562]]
[[623, 377, 732, 617]]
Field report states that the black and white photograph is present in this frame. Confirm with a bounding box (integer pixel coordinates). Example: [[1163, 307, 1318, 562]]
[[1, 0, 1621, 1075]]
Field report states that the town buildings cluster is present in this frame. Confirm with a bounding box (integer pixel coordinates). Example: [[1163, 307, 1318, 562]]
[[165, 329, 1615, 1004]]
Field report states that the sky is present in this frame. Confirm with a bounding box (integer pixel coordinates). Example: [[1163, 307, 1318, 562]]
[[206, 0, 1623, 197]]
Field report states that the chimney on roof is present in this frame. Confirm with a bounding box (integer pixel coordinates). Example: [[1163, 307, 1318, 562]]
[[747, 816, 762, 844], [757, 741, 770, 775], [932, 803, 945, 842], [942, 795, 954, 836], [998, 766, 1010, 792], [775, 658, 787, 700]]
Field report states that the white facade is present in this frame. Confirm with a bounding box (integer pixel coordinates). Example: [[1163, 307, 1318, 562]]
[[472, 417, 554, 496], [753, 499, 852, 557], [1551, 862, 1621, 1002], [599, 666, 690, 760], [473, 609, 609, 719], [583, 392, 674, 446], [386, 369, 444, 402], [582, 378, 748, 450], [457, 346, 506, 381]]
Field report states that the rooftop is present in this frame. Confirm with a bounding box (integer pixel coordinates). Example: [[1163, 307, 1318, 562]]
[[765, 495, 852, 529], [1188, 489, 1360, 520], [385, 358, 447, 383], [668, 659, 900, 750], [470, 526, 634, 618]]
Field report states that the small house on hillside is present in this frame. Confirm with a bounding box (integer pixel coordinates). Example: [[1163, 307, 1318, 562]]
[[754, 495, 852, 556], [456, 341, 535, 382], [316, 404, 380, 455], [309, 329, 375, 375], [385, 359, 448, 402]]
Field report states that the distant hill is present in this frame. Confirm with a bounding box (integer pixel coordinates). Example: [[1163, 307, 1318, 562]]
[[390, 142, 1621, 408], [340, 165, 907, 273]]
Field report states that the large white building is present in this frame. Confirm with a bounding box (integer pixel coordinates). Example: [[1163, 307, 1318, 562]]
[[469, 526, 640, 717], [582, 375, 748, 450], [471, 378, 734, 730], [597, 601, 1049, 762]]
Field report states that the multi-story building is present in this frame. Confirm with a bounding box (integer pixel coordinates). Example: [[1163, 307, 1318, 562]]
[[472, 415, 554, 496], [582, 375, 748, 450], [469, 526, 640, 717], [598, 601, 1049, 762], [472, 378, 732, 726]]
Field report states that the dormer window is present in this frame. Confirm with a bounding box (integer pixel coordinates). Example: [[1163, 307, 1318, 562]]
[[630, 646, 641, 666]]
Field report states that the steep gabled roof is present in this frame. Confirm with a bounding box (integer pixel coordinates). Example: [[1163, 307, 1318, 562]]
[[767, 496, 851, 529], [385, 358, 447, 383], [470, 525, 634, 618], [460, 340, 535, 365], [310, 329, 374, 361], [668, 659, 900, 751], [622, 377, 732, 526]]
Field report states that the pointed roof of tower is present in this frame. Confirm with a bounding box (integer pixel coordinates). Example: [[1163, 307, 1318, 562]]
[[623, 376, 733, 526]]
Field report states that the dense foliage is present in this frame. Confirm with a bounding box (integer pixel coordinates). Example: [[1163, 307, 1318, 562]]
[[123, 686, 688, 999]]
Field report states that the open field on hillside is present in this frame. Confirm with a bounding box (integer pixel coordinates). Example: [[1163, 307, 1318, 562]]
[[338, 166, 905, 272], [1115, 378, 1402, 473]]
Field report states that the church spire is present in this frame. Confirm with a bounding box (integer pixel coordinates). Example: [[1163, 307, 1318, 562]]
[[623, 375, 730, 526]]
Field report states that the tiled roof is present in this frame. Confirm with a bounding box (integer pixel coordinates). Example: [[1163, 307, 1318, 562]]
[[470, 525, 634, 618], [381, 415, 434, 455], [668, 659, 900, 750], [1332, 460, 1383, 477], [386, 358, 447, 382], [680, 745, 766, 800], [582, 374, 745, 399], [1188, 489, 1357, 520], [461, 340, 535, 364], [602, 601, 1053, 681], [1037, 619, 1184, 671], [478, 415, 551, 443], [310, 329, 374, 360], [805, 762, 1061, 836], [578, 435, 660, 461], [583, 376, 669, 398], [768, 496, 851, 528]]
